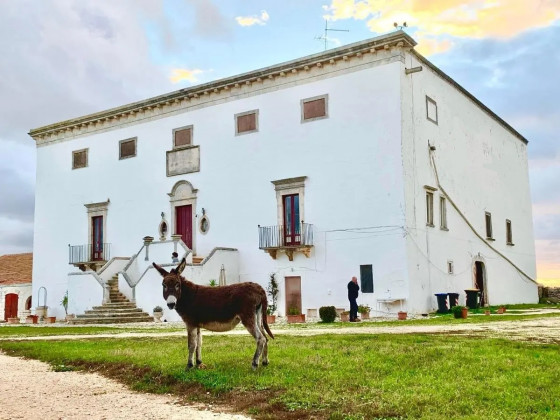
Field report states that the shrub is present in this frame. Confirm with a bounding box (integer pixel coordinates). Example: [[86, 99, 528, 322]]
[[267, 273, 279, 315], [358, 304, 371, 314], [319, 306, 337, 323], [451, 305, 467, 319]]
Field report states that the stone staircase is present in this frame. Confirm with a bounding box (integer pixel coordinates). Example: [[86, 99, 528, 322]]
[[70, 275, 154, 324]]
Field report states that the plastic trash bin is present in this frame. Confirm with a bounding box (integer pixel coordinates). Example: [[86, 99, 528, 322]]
[[465, 289, 480, 309], [435, 293, 449, 313], [448, 293, 460, 308]]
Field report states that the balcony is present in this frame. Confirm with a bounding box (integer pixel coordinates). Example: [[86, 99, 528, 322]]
[[258, 223, 313, 261], [68, 243, 111, 272]]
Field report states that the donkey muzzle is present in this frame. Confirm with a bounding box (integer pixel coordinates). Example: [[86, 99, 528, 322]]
[[166, 295, 177, 310]]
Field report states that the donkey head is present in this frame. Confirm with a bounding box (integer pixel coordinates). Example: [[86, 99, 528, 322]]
[[152, 258, 186, 310]]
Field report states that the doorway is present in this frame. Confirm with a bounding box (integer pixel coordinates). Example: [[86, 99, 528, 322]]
[[176, 204, 193, 249], [474, 261, 487, 306], [285, 276, 302, 315], [4, 293, 18, 321], [92, 215, 104, 260], [283, 194, 300, 245]]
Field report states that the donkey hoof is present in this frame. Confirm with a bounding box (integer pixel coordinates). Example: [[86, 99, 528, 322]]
[[251, 362, 259, 371], [262, 360, 269, 366], [186, 362, 194, 370]]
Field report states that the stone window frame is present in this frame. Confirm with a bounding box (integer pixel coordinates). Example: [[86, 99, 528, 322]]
[[485, 211, 494, 241], [168, 180, 198, 253], [439, 195, 448, 231], [424, 185, 437, 227], [235, 109, 259, 136], [506, 219, 514, 246], [271, 176, 306, 228], [447, 260, 454, 274], [172, 125, 193, 149], [426, 95, 438, 125], [72, 148, 88, 170], [84, 199, 110, 251], [119, 137, 137, 160], [301, 94, 329, 123]]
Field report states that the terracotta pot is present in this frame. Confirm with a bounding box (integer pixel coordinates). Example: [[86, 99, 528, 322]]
[[484, 310, 491, 316], [360, 312, 370, 320], [7, 317, 20, 324], [287, 314, 305, 324], [153, 312, 163, 322], [47, 316, 56, 323], [397, 311, 407, 320], [461, 307, 468, 319], [497, 307, 504, 314], [340, 313, 350, 322], [266, 315, 276, 324], [26, 315, 38, 324]]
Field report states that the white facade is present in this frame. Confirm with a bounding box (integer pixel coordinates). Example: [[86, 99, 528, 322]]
[[30, 32, 538, 320]]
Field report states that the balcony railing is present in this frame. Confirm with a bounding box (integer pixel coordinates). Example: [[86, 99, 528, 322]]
[[258, 223, 313, 249], [68, 243, 111, 265]]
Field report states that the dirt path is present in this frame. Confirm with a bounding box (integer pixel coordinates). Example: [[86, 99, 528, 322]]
[[0, 353, 251, 420]]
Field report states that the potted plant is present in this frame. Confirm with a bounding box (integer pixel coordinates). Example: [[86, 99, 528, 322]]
[[397, 311, 408, 320], [61, 291, 75, 322], [208, 279, 218, 287], [451, 305, 468, 319], [266, 273, 279, 324], [153, 305, 163, 322], [340, 311, 350, 322], [47, 316, 56, 323], [287, 307, 305, 323], [358, 304, 371, 320]]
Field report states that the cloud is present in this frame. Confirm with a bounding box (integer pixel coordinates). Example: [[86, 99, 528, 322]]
[[169, 68, 204, 83], [235, 10, 270, 27], [323, 0, 560, 53]]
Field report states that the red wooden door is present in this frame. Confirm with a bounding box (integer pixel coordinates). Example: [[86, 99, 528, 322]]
[[176, 205, 193, 249], [283, 194, 300, 245], [4, 293, 18, 321], [285, 277, 302, 315], [92, 216, 104, 260]]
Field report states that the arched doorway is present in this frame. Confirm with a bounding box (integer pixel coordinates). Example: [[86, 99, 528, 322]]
[[4, 293, 18, 320], [168, 180, 198, 252], [25, 296, 32, 310], [474, 261, 487, 306]]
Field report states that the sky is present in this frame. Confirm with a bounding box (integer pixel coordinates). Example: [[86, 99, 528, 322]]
[[0, 0, 559, 285]]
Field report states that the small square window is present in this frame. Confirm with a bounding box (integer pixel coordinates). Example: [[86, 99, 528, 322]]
[[506, 219, 514, 245], [173, 126, 192, 148], [301, 95, 328, 122], [447, 260, 454, 274], [119, 137, 137, 160], [235, 110, 258, 135], [485, 212, 493, 240], [72, 148, 88, 169], [426, 96, 438, 124]]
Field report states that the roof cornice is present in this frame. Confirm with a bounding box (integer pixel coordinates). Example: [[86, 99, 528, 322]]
[[29, 31, 416, 142]]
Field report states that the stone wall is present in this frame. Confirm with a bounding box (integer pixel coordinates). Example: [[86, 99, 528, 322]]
[[539, 285, 560, 303]]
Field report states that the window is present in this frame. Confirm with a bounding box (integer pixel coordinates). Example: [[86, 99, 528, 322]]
[[485, 212, 493, 240], [173, 126, 192, 148], [235, 110, 258, 135], [301, 94, 328, 122], [360, 264, 374, 293], [440, 196, 448, 230], [506, 219, 514, 245], [426, 96, 438, 124], [447, 260, 454, 274], [72, 148, 88, 169], [119, 137, 137, 159], [426, 191, 434, 227]]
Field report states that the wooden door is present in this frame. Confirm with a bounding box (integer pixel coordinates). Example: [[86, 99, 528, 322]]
[[176, 205, 193, 249], [283, 194, 300, 246], [4, 293, 18, 321], [285, 276, 302, 315], [92, 215, 104, 260]]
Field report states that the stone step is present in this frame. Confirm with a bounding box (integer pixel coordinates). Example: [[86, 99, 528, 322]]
[[92, 304, 136, 310], [85, 308, 143, 314], [78, 312, 150, 319], [192, 256, 204, 264], [70, 316, 154, 325]]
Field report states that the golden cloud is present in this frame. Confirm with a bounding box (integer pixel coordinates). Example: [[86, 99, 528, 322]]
[[324, 0, 560, 53], [169, 68, 203, 83], [235, 10, 269, 27]]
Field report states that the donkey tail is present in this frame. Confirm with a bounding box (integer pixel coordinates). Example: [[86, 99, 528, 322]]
[[261, 299, 275, 339]]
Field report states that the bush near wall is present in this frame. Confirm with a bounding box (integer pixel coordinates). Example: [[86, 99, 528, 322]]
[[319, 306, 337, 323]]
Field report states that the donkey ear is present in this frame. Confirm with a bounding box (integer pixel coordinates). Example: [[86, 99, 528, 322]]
[[176, 257, 187, 275], [152, 262, 169, 277]]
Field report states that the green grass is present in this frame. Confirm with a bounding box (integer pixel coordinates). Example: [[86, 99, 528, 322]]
[[0, 333, 558, 419], [0, 325, 184, 337]]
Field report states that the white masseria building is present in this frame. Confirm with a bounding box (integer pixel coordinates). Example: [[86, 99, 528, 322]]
[[29, 31, 538, 321]]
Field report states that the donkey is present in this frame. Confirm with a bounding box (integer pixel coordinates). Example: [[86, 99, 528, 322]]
[[152, 258, 274, 370]]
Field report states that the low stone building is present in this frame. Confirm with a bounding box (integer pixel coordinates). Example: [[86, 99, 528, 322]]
[[0, 253, 33, 322]]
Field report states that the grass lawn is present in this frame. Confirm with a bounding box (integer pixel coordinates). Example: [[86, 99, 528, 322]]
[[0, 333, 558, 419], [0, 325, 184, 337]]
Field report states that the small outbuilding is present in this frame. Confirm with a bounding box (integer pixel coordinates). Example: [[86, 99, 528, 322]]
[[0, 253, 33, 322]]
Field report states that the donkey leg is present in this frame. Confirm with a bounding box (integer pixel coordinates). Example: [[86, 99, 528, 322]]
[[195, 327, 206, 368], [243, 309, 266, 370], [186, 325, 198, 369], [256, 307, 269, 366]]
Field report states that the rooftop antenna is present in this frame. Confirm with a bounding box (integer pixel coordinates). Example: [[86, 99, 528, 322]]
[[394, 21, 408, 31], [315, 19, 349, 51]]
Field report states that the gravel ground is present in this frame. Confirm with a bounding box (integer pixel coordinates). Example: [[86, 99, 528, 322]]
[[0, 353, 251, 420], [1, 311, 558, 419]]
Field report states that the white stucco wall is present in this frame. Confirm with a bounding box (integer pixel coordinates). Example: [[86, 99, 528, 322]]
[[67, 272, 104, 316], [400, 51, 537, 312], [32, 49, 409, 317]]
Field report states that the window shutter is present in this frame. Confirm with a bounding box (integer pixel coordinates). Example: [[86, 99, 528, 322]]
[[303, 98, 326, 120], [174, 128, 192, 147], [120, 139, 136, 158], [237, 113, 256, 133], [72, 150, 87, 169]]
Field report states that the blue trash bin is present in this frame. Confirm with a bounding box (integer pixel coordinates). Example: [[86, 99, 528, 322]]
[[435, 293, 449, 313]]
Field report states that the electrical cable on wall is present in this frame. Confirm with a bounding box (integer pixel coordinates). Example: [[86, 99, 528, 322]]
[[428, 147, 537, 285]]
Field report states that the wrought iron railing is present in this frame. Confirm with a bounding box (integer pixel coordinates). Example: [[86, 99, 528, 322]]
[[68, 243, 111, 264], [258, 223, 313, 249]]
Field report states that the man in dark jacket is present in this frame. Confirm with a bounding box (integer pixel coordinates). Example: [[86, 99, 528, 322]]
[[347, 276, 360, 322]]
